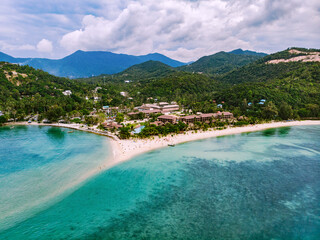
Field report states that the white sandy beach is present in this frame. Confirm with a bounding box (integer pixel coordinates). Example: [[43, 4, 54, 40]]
[[111, 120, 320, 164]]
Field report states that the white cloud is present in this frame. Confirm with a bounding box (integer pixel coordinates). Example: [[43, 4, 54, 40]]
[[37, 39, 53, 53], [0, 41, 36, 51], [0, 0, 319, 60], [59, 0, 320, 62]]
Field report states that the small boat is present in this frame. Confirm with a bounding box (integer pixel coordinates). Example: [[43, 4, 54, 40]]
[[10, 126, 14, 129], [68, 131, 74, 133], [168, 143, 175, 147]]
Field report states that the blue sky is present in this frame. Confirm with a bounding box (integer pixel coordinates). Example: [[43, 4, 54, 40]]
[[0, 0, 319, 61]]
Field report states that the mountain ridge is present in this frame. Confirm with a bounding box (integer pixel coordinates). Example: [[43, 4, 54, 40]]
[[0, 50, 186, 78], [178, 50, 266, 75]]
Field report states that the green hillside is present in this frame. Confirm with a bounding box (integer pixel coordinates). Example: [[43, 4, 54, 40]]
[[178, 51, 263, 75], [114, 60, 176, 82], [1, 47, 320, 124], [217, 48, 320, 84], [0, 63, 98, 122]]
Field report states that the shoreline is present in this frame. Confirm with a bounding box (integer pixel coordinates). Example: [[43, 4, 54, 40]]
[[5, 120, 320, 170], [112, 120, 320, 164]]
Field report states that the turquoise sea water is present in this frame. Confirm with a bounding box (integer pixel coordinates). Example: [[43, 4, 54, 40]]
[[0, 125, 111, 233], [1, 125, 320, 239]]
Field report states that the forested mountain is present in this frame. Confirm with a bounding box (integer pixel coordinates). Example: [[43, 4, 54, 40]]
[[0, 51, 186, 78], [1, 48, 320, 124], [79, 61, 177, 84], [178, 51, 265, 75], [115, 61, 176, 81], [229, 49, 267, 57], [0, 62, 94, 120], [217, 48, 320, 84]]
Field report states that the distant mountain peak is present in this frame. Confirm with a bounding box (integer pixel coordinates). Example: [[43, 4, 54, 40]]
[[178, 50, 265, 75], [229, 49, 267, 57], [0, 50, 186, 78]]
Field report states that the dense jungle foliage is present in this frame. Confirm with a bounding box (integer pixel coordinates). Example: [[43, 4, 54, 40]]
[[1, 48, 320, 124]]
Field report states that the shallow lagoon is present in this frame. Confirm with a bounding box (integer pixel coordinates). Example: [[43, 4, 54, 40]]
[[0, 125, 111, 232], [1, 125, 319, 239]]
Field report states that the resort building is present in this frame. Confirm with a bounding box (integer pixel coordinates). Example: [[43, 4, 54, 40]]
[[142, 109, 162, 116], [199, 113, 215, 122], [161, 104, 180, 113], [159, 102, 169, 106], [136, 104, 161, 112], [136, 103, 179, 113], [157, 115, 178, 124], [149, 121, 164, 126], [216, 111, 233, 119], [180, 115, 201, 124], [102, 122, 123, 129]]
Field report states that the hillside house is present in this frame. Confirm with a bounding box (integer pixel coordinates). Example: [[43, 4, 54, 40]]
[[62, 90, 72, 96]]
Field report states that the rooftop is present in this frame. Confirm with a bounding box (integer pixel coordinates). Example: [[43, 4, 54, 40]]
[[158, 115, 178, 120]]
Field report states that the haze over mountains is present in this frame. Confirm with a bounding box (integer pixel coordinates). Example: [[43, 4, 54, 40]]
[[0, 49, 267, 79], [0, 51, 186, 78]]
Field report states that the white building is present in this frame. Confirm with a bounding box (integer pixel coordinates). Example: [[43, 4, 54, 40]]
[[62, 90, 72, 96]]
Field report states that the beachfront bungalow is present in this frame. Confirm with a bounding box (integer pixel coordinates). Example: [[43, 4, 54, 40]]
[[0, 111, 3, 116], [217, 104, 223, 108], [157, 115, 178, 124], [102, 122, 123, 129]]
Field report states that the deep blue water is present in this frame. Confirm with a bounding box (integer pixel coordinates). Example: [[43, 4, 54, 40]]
[[0, 125, 319, 239]]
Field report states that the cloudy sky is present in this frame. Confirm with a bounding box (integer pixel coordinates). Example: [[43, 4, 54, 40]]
[[0, 0, 319, 62]]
